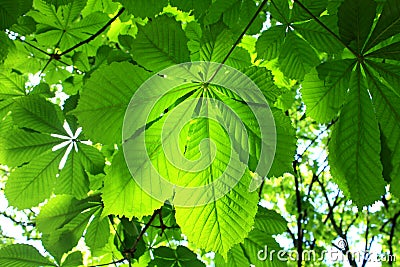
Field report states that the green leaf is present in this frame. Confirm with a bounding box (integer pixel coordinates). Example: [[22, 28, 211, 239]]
[[42, 209, 97, 262], [366, 61, 400, 91], [0, 31, 14, 61], [72, 62, 151, 144], [0, 129, 60, 166], [294, 15, 343, 54], [175, 122, 258, 256], [269, 109, 296, 177], [37, 195, 101, 261], [0, 244, 56, 267], [364, 62, 400, 198], [364, 0, 400, 52], [215, 207, 287, 267], [61, 251, 83, 267], [366, 41, 400, 61], [196, 26, 251, 69], [222, 0, 265, 35], [301, 59, 355, 123], [85, 210, 110, 250], [329, 66, 386, 207], [149, 246, 205, 267], [278, 31, 320, 80], [291, 0, 327, 22], [76, 143, 105, 175], [0, 0, 33, 30], [204, 0, 239, 25], [114, 0, 167, 18], [242, 66, 282, 103], [55, 150, 89, 199], [338, 0, 376, 52], [129, 15, 190, 72], [12, 96, 64, 134], [5, 149, 64, 209], [268, 0, 290, 24], [44, 0, 76, 9], [36, 194, 102, 233], [10, 15, 36, 35], [30, 1, 108, 51], [0, 69, 26, 99], [170, 0, 211, 18], [101, 151, 163, 219], [256, 26, 286, 61]]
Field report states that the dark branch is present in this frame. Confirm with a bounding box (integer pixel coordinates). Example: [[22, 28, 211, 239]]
[[207, 0, 268, 83]]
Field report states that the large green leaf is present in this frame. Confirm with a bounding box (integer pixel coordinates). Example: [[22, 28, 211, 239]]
[[0, 0, 32, 30], [256, 26, 286, 61], [72, 62, 151, 144], [364, 0, 400, 52], [329, 66, 386, 207], [85, 209, 110, 250], [37, 194, 102, 261], [101, 151, 163, 219], [12, 96, 64, 134], [55, 150, 89, 199], [128, 15, 190, 72], [0, 69, 26, 99], [291, 0, 327, 22], [222, 0, 265, 35], [366, 41, 400, 61], [337, 0, 376, 52], [365, 62, 400, 198], [60, 251, 83, 267], [36, 194, 102, 233], [5, 149, 64, 209], [114, 0, 167, 18], [170, 0, 211, 18], [301, 59, 355, 123], [0, 129, 60, 166], [149, 246, 205, 267], [194, 25, 251, 69], [175, 168, 258, 257], [30, 0, 108, 51], [293, 15, 343, 54], [0, 244, 56, 267]]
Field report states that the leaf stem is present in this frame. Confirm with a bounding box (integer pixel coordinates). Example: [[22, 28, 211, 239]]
[[292, 0, 358, 57], [60, 7, 125, 56], [207, 0, 269, 83]]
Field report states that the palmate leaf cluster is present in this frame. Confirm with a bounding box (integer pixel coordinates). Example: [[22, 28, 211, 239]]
[[0, 0, 399, 266]]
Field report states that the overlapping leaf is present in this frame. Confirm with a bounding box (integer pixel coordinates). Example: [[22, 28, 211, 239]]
[[29, 0, 108, 51], [215, 207, 287, 267], [301, 0, 400, 205], [0, 244, 56, 267]]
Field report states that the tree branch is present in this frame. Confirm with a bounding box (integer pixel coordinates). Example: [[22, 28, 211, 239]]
[[292, 0, 358, 57], [206, 0, 268, 83], [60, 8, 125, 56], [293, 160, 303, 267]]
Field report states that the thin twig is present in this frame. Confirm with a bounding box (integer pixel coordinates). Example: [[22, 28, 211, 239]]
[[292, 0, 358, 57], [206, 0, 268, 83], [60, 8, 125, 56]]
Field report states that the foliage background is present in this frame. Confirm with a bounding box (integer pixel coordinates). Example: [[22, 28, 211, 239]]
[[0, 0, 399, 266]]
